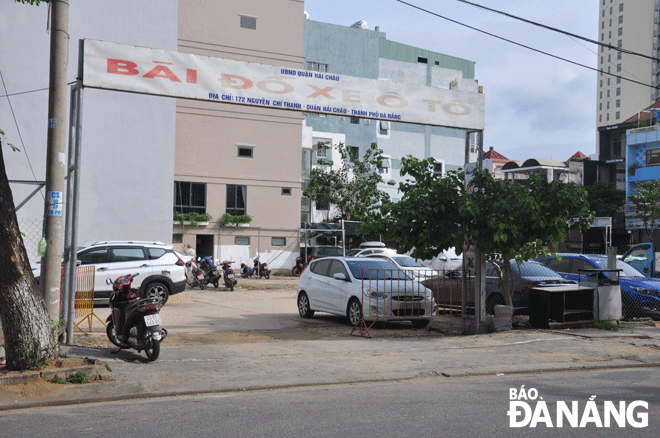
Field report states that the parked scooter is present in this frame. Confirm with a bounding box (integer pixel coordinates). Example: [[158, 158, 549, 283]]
[[220, 261, 238, 291], [185, 258, 205, 289], [105, 273, 167, 362], [253, 257, 271, 279], [198, 256, 222, 289], [292, 255, 311, 277], [240, 263, 254, 278]]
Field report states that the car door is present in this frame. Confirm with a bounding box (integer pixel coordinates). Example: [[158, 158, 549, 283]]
[[622, 244, 652, 278], [106, 246, 153, 290], [307, 259, 334, 311], [327, 259, 351, 312], [544, 257, 575, 280], [76, 247, 112, 295]]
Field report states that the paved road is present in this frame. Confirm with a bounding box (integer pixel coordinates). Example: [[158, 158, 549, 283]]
[[2, 368, 657, 437]]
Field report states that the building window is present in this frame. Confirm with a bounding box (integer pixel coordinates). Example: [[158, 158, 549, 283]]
[[600, 56, 604, 64], [647, 148, 660, 165], [435, 61, 440, 66], [272, 237, 286, 246], [600, 80, 603, 87], [417, 57, 428, 64], [348, 146, 359, 163], [226, 185, 247, 215], [433, 161, 444, 176], [240, 16, 256, 30], [616, 99, 620, 108], [617, 39, 622, 48], [616, 111, 620, 120], [619, 3, 623, 12], [599, 114, 603, 122], [607, 113, 610, 121], [619, 15, 623, 24], [607, 90, 610, 98], [607, 101, 610, 109], [599, 103, 603, 111], [281, 187, 292, 196], [172, 234, 183, 244], [609, 6, 612, 14], [616, 87, 621, 95], [601, 21, 605, 29], [379, 120, 390, 136], [607, 78, 610, 86], [618, 27, 622, 36], [237, 146, 253, 158], [174, 182, 206, 213], [235, 236, 250, 245], [617, 51, 622, 60], [378, 157, 391, 175], [350, 116, 360, 124], [617, 63, 621, 72], [306, 61, 328, 72], [616, 76, 621, 84]]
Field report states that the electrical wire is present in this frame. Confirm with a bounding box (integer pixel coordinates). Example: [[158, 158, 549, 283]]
[[393, 0, 660, 90], [0, 68, 43, 199], [455, 0, 660, 63]]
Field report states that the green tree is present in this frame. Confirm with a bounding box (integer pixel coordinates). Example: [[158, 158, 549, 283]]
[[584, 181, 625, 218], [628, 179, 660, 241], [303, 142, 394, 222], [0, 130, 57, 370], [364, 158, 593, 306]]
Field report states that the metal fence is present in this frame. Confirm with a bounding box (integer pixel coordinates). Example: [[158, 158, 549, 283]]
[[18, 218, 43, 266]]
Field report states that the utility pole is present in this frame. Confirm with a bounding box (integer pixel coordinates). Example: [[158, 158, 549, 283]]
[[40, 0, 69, 323]]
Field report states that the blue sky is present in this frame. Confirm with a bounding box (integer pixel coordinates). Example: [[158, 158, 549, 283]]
[[304, 0, 599, 162]]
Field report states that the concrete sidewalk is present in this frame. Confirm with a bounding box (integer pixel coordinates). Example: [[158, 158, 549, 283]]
[[2, 281, 660, 411]]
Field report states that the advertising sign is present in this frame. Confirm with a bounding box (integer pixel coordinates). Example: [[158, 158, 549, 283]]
[[82, 39, 485, 129]]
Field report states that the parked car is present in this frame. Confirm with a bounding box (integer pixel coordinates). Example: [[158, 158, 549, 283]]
[[365, 253, 438, 281], [538, 253, 660, 319], [621, 243, 658, 278], [429, 259, 578, 315], [297, 257, 437, 328], [345, 241, 396, 257], [33, 241, 186, 305]]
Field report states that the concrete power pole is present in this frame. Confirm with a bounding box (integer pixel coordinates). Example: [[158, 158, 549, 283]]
[[40, 0, 69, 323]]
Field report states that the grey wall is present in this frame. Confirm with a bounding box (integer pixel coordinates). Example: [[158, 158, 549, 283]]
[[2, 1, 178, 253]]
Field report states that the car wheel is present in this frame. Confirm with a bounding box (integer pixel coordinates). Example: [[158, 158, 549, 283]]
[[486, 293, 505, 315], [145, 281, 169, 306], [411, 320, 430, 328], [347, 298, 363, 326], [106, 320, 123, 347], [298, 292, 315, 318]]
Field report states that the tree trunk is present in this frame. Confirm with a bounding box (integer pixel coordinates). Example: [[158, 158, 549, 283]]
[[0, 145, 57, 370], [500, 260, 515, 307]]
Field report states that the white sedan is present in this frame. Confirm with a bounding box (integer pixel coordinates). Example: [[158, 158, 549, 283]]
[[297, 257, 436, 328]]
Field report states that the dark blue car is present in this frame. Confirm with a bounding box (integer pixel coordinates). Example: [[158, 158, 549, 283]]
[[538, 254, 660, 320]]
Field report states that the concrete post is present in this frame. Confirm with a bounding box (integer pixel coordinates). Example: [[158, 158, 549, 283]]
[[40, 0, 69, 324]]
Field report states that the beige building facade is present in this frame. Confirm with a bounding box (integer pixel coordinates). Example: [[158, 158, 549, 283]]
[[596, 0, 657, 135], [173, 0, 306, 271]]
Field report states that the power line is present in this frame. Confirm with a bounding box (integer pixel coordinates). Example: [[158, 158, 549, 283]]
[[455, 0, 660, 63], [0, 68, 43, 200], [393, 0, 659, 90], [0, 81, 76, 98]]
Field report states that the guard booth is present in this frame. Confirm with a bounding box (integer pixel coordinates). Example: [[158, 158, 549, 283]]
[[578, 268, 623, 321]]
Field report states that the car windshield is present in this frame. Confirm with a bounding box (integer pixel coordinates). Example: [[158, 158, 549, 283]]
[[345, 249, 361, 257], [347, 260, 410, 280], [511, 261, 562, 278], [391, 256, 425, 268], [593, 260, 645, 278], [319, 247, 344, 257]]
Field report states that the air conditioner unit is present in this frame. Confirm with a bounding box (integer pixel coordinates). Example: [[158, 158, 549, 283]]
[[365, 120, 370, 125], [339, 117, 345, 122]]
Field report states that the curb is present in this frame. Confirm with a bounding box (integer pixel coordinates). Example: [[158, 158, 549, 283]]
[[0, 360, 114, 386], [2, 360, 659, 412]]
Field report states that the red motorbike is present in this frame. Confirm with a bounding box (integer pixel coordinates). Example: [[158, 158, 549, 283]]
[[292, 255, 312, 277], [220, 261, 238, 291], [105, 273, 167, 361]]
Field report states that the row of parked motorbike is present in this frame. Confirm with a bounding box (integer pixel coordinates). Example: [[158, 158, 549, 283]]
[[185, 257, 271, 291]]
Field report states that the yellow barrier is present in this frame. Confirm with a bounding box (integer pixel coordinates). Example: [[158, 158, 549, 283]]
[[73, 265, 106, 333]]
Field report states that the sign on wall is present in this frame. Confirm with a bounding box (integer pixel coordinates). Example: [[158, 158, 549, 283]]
[[83, 39, 485, 130]]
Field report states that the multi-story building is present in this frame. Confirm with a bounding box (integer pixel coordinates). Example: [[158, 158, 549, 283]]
[[302, 18, 483, 219], [596, 0, 657, 137], [173, 0, 305, 268]]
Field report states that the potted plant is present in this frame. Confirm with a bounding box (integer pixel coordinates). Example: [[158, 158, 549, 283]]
[[173, 211, 212, 226], [221, 213, 253, 227]]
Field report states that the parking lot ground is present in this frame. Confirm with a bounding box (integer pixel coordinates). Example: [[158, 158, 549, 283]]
[[1, 276, 660, 410]]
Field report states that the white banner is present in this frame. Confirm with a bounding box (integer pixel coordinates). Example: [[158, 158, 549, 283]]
[[83, 39, 485, 129]]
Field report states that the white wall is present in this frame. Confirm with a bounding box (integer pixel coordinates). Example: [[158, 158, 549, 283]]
[[2, 1, 178, 257]]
